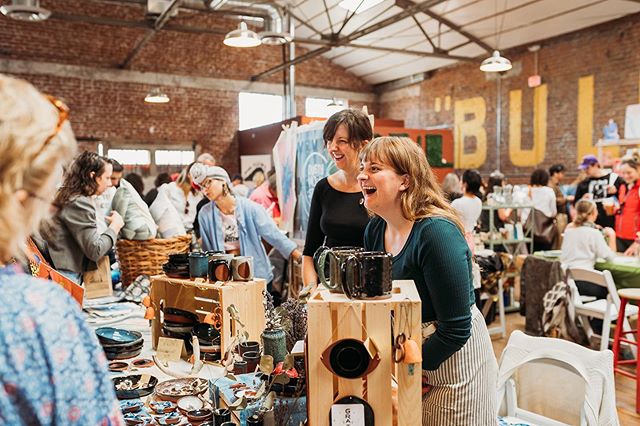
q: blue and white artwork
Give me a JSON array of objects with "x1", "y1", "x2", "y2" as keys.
[{"x1": 294, "y1": 121, "x2": 335, "y2": 238}]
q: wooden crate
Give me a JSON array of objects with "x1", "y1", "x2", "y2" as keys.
[
  {"x1": 306, "y1": 280, "x2": 422, "y2": 426},
  {"x1": 150, "y1": 275, "x2": 266, "y2": 355}
]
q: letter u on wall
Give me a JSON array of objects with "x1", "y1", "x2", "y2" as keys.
[{"x1": 508, "y1": 85, "x2": 548, "y2": 166}]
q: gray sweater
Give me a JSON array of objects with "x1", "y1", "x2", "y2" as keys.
[{"x1": 47, "y1": 195, "x2": 117, "y2": 274}]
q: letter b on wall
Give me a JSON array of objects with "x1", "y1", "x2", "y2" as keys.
[{"x1": 454, "y1": 97, "x2": 487, "y2": 169}]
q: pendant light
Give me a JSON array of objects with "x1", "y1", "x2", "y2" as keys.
[
  {"x1": 144, "y1": 87, "x2": 170, "y2": 104},
  {"x1": 480, "y1": 50, "x2": 512, "y2": 72},
  {"x1": 224, "y1": 21, "x2": 261, "y2": 48},
  {"x1": 480, "y1": 0, "x2": 512, "y2": 73}
]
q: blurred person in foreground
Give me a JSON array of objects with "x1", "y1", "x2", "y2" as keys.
[{"x1": 0, "y1": 74, "x2": 122, "y2": 424}]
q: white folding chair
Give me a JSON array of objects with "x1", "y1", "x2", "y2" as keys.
[
  {"x1": 497, "y1": 330, "x2": 619, "y2": 426},
  {"x1": 568, "y1": 268, "x2": 638, "y2": 351}
]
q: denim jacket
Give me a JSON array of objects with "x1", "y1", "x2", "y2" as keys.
[{"x1": 198, "y1": 197, "x2": 296, "y2": 283}]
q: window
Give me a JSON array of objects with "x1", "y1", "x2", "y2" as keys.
[
  {"x1": 238, "y1": 92, "x2": 284, "y2": 131},
  {"x1": 305, "y1": 97, "x2": 348, "y2": 118},
  {"x1": 155, "y1": 150, "x2": 195, "y2": 166},
  {"x1": 107, "y1": 149, "x2": 151, "y2": 165}
]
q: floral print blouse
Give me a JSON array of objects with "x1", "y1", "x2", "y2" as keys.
[{"x1": 0, "y1": 265, "x2": 123, "y2": 425}]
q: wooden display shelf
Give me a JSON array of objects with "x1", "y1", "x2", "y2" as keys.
[
  {"x1": 149, "y1": 275, "x2": 266, "y2": 355},
  {"x1": 306, "y1": 280, "x2": 422, "y2": 426}
]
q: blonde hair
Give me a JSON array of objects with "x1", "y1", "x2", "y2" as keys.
[
  {"x1": 360, "y1": 136, "x2": 464, "y2": 233},
  {"x1": 573, "y1": 199, "x2": 597, "y2": 227},
  {"x1": 0, "y1": 74, "x2": 76, "y2": 261}
]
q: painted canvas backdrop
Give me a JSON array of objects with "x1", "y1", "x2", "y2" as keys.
[{"x1": 272, "y1": 122, "x2": 297, "y2": 235}]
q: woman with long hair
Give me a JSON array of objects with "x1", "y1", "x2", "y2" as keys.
[
  {"x1": 47, "y1": 151, "x2": 124, "y2": 283},
  {"x1": 0, "y1": 74, "x2": 121, "y2": 424},
  {"x1": 162, "y1": 162, "x2": 203, "y2": 232},
  {"x1": 191, "y1": 164, "x2": 301, "y2": 286},
  {"x1": 358, "y1": 136, "x2": 497, "y2": 425},
  {"x1": 615, "y1": 157, "x2": 640, "y2": 254},
  {"x1": 302, "y1": 108, "x2": 373, "y2": 287}
]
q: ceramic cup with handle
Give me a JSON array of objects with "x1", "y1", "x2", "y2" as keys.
[
  {"x1": 343, "y1": 251, "x2": 393, "y2": 299},
  {"x1": 231, "y1": 256, "x2": 253, "y2": 281},
  {"x1": 315, "y1": 246, "x2": 364, "y2": 292}
]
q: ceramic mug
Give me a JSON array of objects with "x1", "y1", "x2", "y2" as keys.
[
  {"x1": 242, "y1": 350, "x2": 260, "y2": 373},
  {"x1": 208, "y1": 258, "x2": 232, "y2": 282},
  {"x1": 343, "y1": 251, "x2": 393, "y2": 299},
  {"x1": 213, "y1": 408, "x2": 231, "y2": 425},
  {"x1": 188, "y1": 252, "x2": 208, "y2": 278},
  {"x1": 231, "y1": 256, "x2": 253, "y2": 281},
  {"x1": 315, "y1": 246, "x2": 364, "y2": 292},
  {"x1": 238, "y1": 340, "x2": 260, "y2": 356}
]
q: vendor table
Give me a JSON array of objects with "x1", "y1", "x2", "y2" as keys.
[{"x1": 595, "y1": 256, "x2": 640, "y2": 289}]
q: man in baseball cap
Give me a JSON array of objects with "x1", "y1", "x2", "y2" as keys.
[{"x1": 574, "y1": 154, "x2": 623, "y2": 228}]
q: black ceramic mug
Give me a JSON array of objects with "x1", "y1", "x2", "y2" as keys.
[
  {"x1": 213, "y1": 408, "x2": 231, "y2": 425},
  {"x1": 242, "y1": 350, "x2": 260, "y2": 373},
  {"x1": 343, "y1": 251, "x2": 393, "y2": 299},
  {"x1": 189, "y1": 252, "x2": 209, "y2": 278},
  {"x1": 238, "y1": 340, "x2": 260, "y2": 356},
  {"x1": 315, "y1": 246, "x2": 364, "y2": 292},
  {"x1": 208, "y1": 258, "x2": 232, "y2": 282}
]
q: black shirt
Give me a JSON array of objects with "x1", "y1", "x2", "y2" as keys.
[
  {"x1": 574, "y1": 173, "x2": 624, "y2": 228},
  {"x1": 302, "y1": 177, "x2": 370, "y2": 256}
]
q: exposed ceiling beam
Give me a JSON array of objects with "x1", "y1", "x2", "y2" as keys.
[
  {"x1": 119, "y1": 0, "x2": 182, "y2": 69},
  {"x1": 395, "y1": 0, "x2": 494, "y2": 53},
  {"x1": 295, "y1": 37, "x2": 475, "y2": 61},
  {"x1": 251, "y1": 0, "x2": 451, "y2": 81},
  {"x1": 411, "y1": 14, "x2": 442, "y2": 53}
]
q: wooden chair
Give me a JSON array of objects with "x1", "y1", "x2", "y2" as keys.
[{"x1": 568, "y1": 268, "x2": 638, "y2": 351}]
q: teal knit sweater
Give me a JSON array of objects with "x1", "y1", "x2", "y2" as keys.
[{"x1": 364, "y1": 216, "x2": 475, "y2": 370}]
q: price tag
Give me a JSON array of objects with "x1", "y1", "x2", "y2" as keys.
[
  {"x1": 156, "y1": 337, "x2": 185, "y2": 362},
  {"x1": 330, "y1": 404, "x2": 365, "y2": 426}
]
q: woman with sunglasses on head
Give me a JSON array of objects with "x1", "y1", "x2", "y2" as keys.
[
  {"x1": 45, "y1": 151, "x2": 124, "y2": 284},
  {"x1": 190, "y1": 164, "x2": 302, "y2": 286},
  {"x1": 0, "y1": 75, "x2": 122, "y2": 424},
  {"x1": 358, "y1": 136, "x2": 497, "y2": 425},
  {"x1": 302, "y1": 109, "x2": 373, "y2": 289}
]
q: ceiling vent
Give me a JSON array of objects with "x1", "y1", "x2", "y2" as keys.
[{"x1": 0, "y1": 0, "x2": 51, "y2": 22}]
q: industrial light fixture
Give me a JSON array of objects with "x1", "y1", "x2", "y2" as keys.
[
  {"x1": 0, "y1": 0, "x2": 51, "y2": 22},
  {"x1": 480, "y1": 0, "x2": 512, "y2": 73},
  {"x1": 144, "y1": 87, "x2": 170, "y2": 104},
  {"x1": 224, "y1": 21, "x2": 261, "y2": 48},
  {"x1": 480, "y1": 50, "x2": 512, "y2": 73},
  {"x1": 339, "y1": 0, "x2": 384, "y2": 14},
  {"x1": 327, "y1": 98, "x2": 343, "y2": 108}
]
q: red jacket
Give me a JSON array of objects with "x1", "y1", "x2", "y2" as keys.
[{"x1": 615, "y1": 181, "x2": 640, "y2": 240}]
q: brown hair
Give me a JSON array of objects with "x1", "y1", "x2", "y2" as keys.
[
  {"x1": 54, "y1": 151, "x2": 108, "y2": 208},
  {"x1": 0, "y1": 75, "x2": 76, "y2": 261},
  {"x1": 573, "y1": 199, "x2": 596, "y2": 227},
  {"x1": 323, "y1": 108, "x2": 373, "y2": 150},
  {"x1": 359, "y1": 136, "x2": 464, "y2": 232}
]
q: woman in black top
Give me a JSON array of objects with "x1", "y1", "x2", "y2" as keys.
[{"x1": 302, "y1": 109, "x2": 373, "y2": 287}]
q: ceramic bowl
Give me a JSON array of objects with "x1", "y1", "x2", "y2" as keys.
[
  {"x1": 104, "y1": 343, "x2": 143, "y2": 361},
  {"x1": 96, "y1": 327, "x2": 142, "y2": 345},
  {"x1": 163, "y1": 307, "x2": 199, "y2": 325},
  {"x1": 109, "y1": 361, "x2": 129, "y2": 372},
  {"x1": 119, "y1": 400, "x2": 144, "y2": 414},
  {"x1": 149, "y1": 400, "x2": 177, "y2": 414},
  {"x1": 112, "y1": 374, "x2": 158, "y2": 399},
  {"x1": 186, "y1": 408, "x2": 213, "y2": 422},
  {"x1": 156, "y1": 411, "x2": 183, "y2": 425},
  {"x1": 123, "y1": 411, "x2": 152, "y2": 425},
  {"x1": 155, "y1": 377, "x2": 208, "y2": 402},
  {"x1": 168, "y1": 253, "x2": 189, "y2": 263},
  {"x1": 176, "y1": 395, "x2": 204, "y2": 413},
  {"x1": 191, "y1": 323, "x2": 220, "y2": 346}
]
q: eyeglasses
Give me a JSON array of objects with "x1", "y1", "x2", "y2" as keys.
[{"x1": 38, "y1": 95, "x2": 69, "y2": 155}]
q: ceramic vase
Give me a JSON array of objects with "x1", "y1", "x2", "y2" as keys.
[{"x1": 261, "y1": 328, "x2": 287, "y2": 363}]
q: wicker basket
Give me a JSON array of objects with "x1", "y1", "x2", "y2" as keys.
[{"x1": 116, "y1": 235, "x2": 191, "y2": 286}]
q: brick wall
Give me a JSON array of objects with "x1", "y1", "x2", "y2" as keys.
[
  {"x1": 379, "y1": 13, "x2": 640, "y2": 182},
  {"x1": 0, "y1": 0, "x2": 374, "y2": 174}
]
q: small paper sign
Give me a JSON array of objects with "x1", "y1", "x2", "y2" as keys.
[
  {"x1": 156, "y1": 337, "x2": 185, "y2": 362},
  {"x1": 331, "y1": 404, "x2": 365, "y2": 426}
]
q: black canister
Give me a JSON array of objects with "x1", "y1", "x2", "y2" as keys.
[
  {"x1": 189, "y1": 252, "x2": 208, "y2": 278},
  {"x1": 213, "y1": 407, "x2": 231, "y2": 425}
]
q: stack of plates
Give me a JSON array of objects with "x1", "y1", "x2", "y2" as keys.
[
  {"x1": 162, "y1": 253, "x2": 190, "y2": 278},
  {"x1": 96, "y1": 327, "x2": 143, "y2": 360},
  {"x1": 162, "y1": 308, "x2": 199, "y2": 352}
]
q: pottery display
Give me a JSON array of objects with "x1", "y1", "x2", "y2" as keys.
[
  {"x1": 97, "y1": 328, "x2": 144, "y2": 361},
  {"x1": 112, "y1": 374, "x2": 158, "y2": 399},
  {"x1": 155, "y1": 377, "x2": 208, "y2": 401}
]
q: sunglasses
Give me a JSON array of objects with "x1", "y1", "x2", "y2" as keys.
[{"x1": 38, "y1": 95, "x2": 69, "y2": 155}]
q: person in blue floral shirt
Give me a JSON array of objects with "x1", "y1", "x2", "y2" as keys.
[{"x1": 0, "y1": 74, "x2": 122, "y2": 425}]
